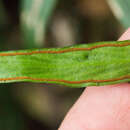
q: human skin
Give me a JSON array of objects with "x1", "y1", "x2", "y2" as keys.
[{"x1": 59, "y1": 28, "x2": 130, "y2": 130}]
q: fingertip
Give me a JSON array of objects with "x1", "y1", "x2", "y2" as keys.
[
  {"x1": 118, "y1": 28, "x2": 130, "y2": 41},
  {"x1": 59, "y1": 83, "x2": 130, "y2": 130}
]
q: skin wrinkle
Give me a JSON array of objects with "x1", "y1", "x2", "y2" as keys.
[
  {"x1": 120, "y1": 106, "x2": 130, "y2": 129},
  {"x1": 114, "y1": 92, "x2": 130, "y2": 129},
  {"x1": 0, "y1": 42, "x2": 130, "y2": 83}
]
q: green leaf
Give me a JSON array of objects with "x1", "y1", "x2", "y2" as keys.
[
  {"x1": 0, "y1": 40, "x2": 130, "y2": 87},
  {"x1": 108, "y1": 0, "x2": 130, "y2": 28},
  {"x1": 21, "y1": 0, "x2": 57, "y2": 48}
]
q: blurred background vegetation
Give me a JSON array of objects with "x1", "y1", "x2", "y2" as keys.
[{"x1": 0, "y1": 0, "x2": 128, "y2": 129}]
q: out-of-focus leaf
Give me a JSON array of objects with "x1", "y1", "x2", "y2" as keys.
[
  {"x1": 0, "y1": 1, "x2": 7, "y2": 49},
  {"x1": 0, "y1": 87, "x2": 27, "y2": 130},
  {"x1": 107, "y1": 0, "x2": 130, "y2": 28},
  {"x1": 21, "y1": 0, "x2": 57, "y2": 48},
  {"x1": 0, "y1": 1, "x2": 6, "y2": 26}
]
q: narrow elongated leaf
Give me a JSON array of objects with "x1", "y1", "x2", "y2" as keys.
[
  {"x1": 0, "y1": 40, "x2": 130, "y2": 87},
  {"x1": 108, "y1": 0, "x2": 130, "y2": 28},
  {"x1": 21, "y1": 0, "x2": 57, "y2": 48}
]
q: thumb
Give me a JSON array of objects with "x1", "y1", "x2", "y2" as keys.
[{"x1": 59, "y1": 28, "x2": 130, "y2": 130}]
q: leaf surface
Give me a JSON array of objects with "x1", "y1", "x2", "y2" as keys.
[{"x1": 0, "y1": 40, "x2": 130, "y2": 87}]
